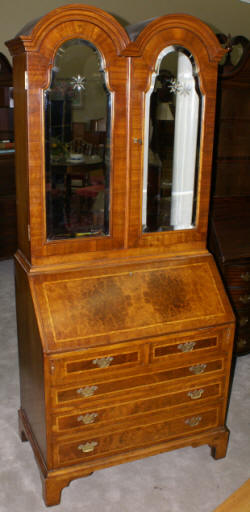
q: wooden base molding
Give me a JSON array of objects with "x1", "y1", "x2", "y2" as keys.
[{"x1": 18, "y1": 408, "x2": 230, "y2": 506}]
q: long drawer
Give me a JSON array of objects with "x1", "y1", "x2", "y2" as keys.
[
  {"x1": 51, "y1": 380, "x2": 223, "y2": 436},
  {"x1": 228, "y1": 288, "x2": 250, "y2": 309},
  {"x1": 50, "y1": 358, "x2": 225, "y2": 410},
  {"x1": 236, "y1": 326, "x2": 250, "y2": 354},
  {"x1": 224, "y1": 264, "x2": 250, "y2": 290},
  {"x1": 53, "y1": 406, "x2": 220, "y2": 468}
]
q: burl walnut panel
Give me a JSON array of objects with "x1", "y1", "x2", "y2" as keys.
[{"x1": 32, "y1": 256, "x2": 230, "y2": 352}]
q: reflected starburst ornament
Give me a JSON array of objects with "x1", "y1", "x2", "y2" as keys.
[
  {"x1": 168, "y1": 78, "x2": 191, "y2": 96},
  {"x1": 70, "y1": 74, "x2": 86, "y2": 91}
]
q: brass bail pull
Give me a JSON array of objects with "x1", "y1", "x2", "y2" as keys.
[
  {"x1": 78, "y1": 441, "x2": 98, "y2": 453},
  {"x1": 92, "y1": 356, "x2": 114, "y2": 368}
]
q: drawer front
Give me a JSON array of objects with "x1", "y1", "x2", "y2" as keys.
[
  {"x1": 236, "y1": 327, "x2": 250, "y2": 354},
  {"x1": 151, "y1": 334, "x2": 218, "y2": 362},
  {"x1": 228, "y1": 288, "x2": 250, "y2": 309},
  {"x1": 49, "y1": 346, "x2": 143, "y2": 386},
  {"x1": 52, "y1": 381, "x2": 222, "y2": 435},
  {"x1": 237, "y1": 309, "x2": 250, "y2": 329},
  {"x1": 53, "y1": 407, "x2": 219, "y2": 468},
  {"x1": 51, "y1": 358, "x2": 224, "y2": 409},
  {"x1": 225, "y1": 264, "x2": 250, "y2": 290}
]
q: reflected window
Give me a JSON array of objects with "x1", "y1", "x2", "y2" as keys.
[
  {"x1": 44, "y1": 39, "x2": 111, "y2": 240},
  {"x1": 142, "y1": 46, "x2": 202, "y2": 233}
]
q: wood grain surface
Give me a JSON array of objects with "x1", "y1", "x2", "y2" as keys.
[
  {"x1": 7, "y1": 5, "x2": 235, "y2": 506},
  {"x1": 212, "y1": 479, "x2": 250, "y2": 512}
]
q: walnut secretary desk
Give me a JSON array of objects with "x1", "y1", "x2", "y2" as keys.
[{"x1": 6, "y1": 5, "x2": 235, "y2": 506}]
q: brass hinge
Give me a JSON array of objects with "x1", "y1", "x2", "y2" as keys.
[{"x1": 27, "y1": 224, "x2": 30, "y2": 241}]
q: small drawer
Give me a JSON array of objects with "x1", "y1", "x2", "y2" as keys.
[
  {"x1": 153, "y1": 337, "x2": 217, "y2": 360},
  {"x1": 52, "y1": 381, "x2": 222, "y2": 435},
  {"x1": 224, "y1": 264, "x2": 250, "y2": 290},
  {"x1": 150, "y1": 331, "x2": 220, "y2": 363},
  {"x1": 51, "y1": 358, "x2": 224, "y2": 409},
  {"x1": 53, "y1": 407, "x2": 219, "y2": 468},
  {"x1": 49, "y1": 345, "x2": 143, "y2": 386}
]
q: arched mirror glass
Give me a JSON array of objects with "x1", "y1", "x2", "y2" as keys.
[
  {"x1": 142, "y1": 46, "x2": 202, "y2": 233},
  {"x1": 44, "y1": 39, "x2": 111, "y2": 240}
]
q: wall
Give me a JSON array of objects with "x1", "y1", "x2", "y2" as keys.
[{"x1": 1, "y1": 0, "x2": 250, "y2": 60}]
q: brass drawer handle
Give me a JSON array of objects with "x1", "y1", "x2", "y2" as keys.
[
  {"x1": 185, "y1": 416, "x2": 202, "y2": 427},
  {"x1": 189, "y1": 363, "x2": 207, "y2": 375},
  {"x1": 178, "y1": 341, "x2": 196, "y2": 352},
  {"x1": 92, "y1": 356, "x2": 114, "y2": 369},
  {"x1": 187, "y1": 389, "x2": 204, "y2": 400},
  {"x1": 78, "y1": 441, "x2": 98, "y2": 453},
  {"x1": 239, "y1": 316, "x2": 249, "y2": 327},
  {"x1": 76, "y1": 385, "x2": 98, "y2": 398},
  {"x1": 237, "y1": 338, "x2": 247, "y2": 349},
  {"x1": 241, "y1": 272, "x2": 250, "y2": 282},
  {"x1": 239, "y1": 294, "x2": 250, "y2": 304},
  {"x1": 77, "y1": 413, "x2": 98, "y2": 425}
]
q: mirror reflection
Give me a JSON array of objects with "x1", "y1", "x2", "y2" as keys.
[
  {"x1": 142, "y1": 46, "x2": 202, "y2": 233},
  {"x1": 44, "y1": 39, "x2": 111, "y2": 240}
]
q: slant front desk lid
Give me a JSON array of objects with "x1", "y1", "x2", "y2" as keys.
[{"x1": 31, "y1": 255, "x2": 234, "y2": 353}]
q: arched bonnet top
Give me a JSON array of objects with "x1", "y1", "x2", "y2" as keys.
[
  {"x1": 6, "y1": 4, "x2": 130, "y2": 57},
  {"x1": 6, "y1": 4, "x2": 225, "y2": 65}
]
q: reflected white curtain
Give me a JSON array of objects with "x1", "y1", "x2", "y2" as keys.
[{"x1": 170, "y1": 52, "x2": 199, "y2": 230}]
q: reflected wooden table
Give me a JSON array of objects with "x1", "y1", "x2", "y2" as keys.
[
  {"x1": 64, "y1": 158, "x2": 104, "y2": 227},
  {"x1": 49, "y1": 156, "x2": 105, "y2": 232}
]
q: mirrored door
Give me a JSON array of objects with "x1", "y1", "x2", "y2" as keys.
[
  {"x1": 44, "y1": 39, "x2": 111, "y2": 240},
  {"x1": 142, "y1": 46, "x2": 202, "y2": 233}
]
